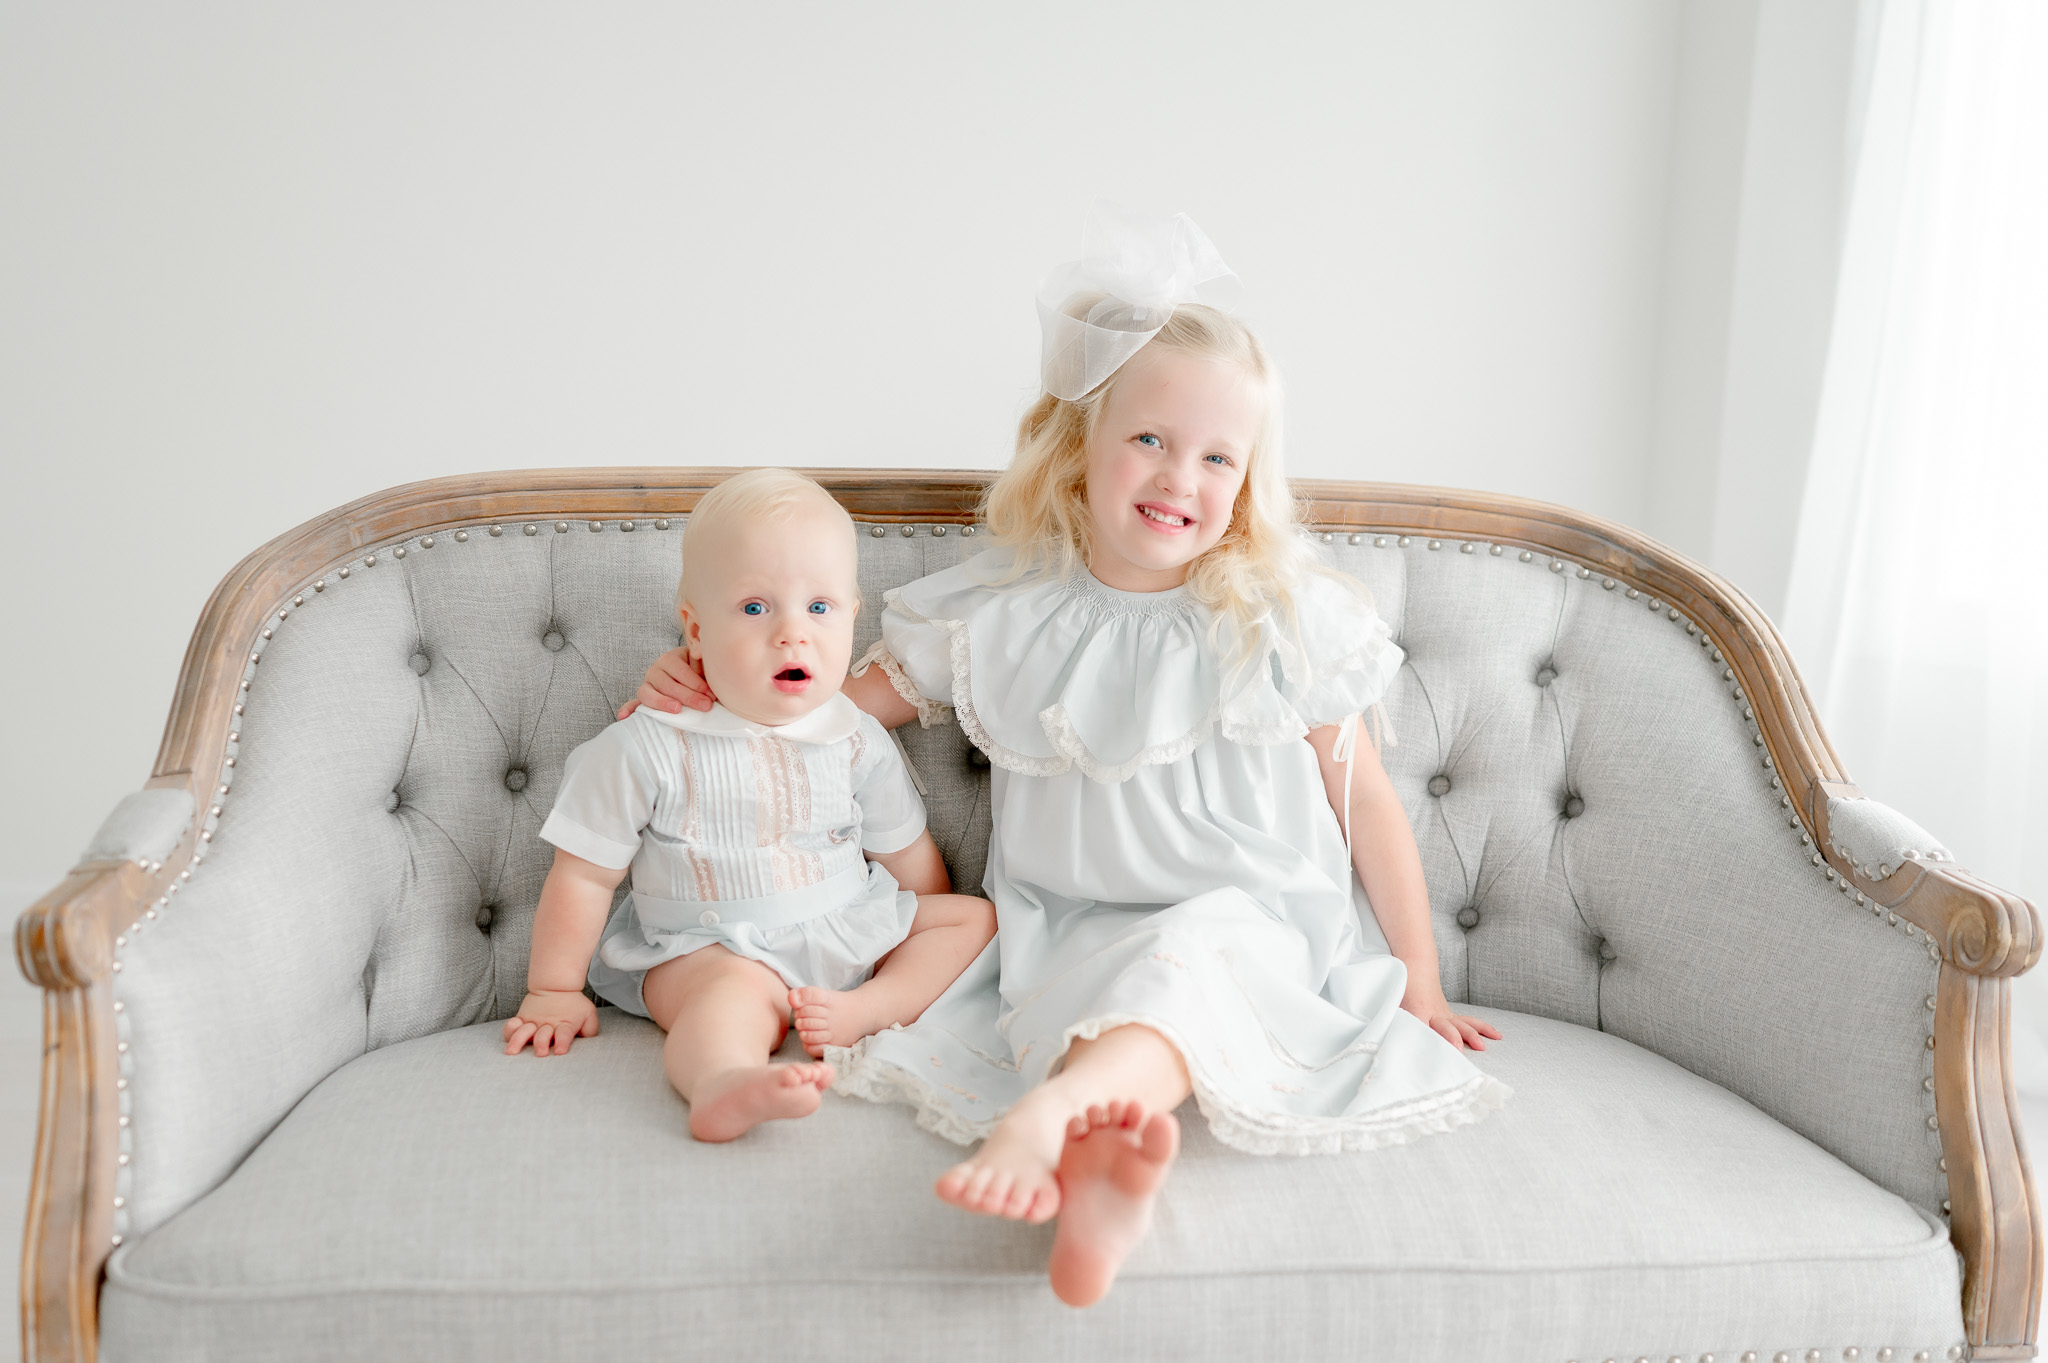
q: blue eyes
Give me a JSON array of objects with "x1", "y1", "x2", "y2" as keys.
[
  {"x1": 742, "y1": 600, "x2": 832, "y2": 616},
  {"x1": 1134, "y1": 432, "x2": 1233, "y2": 467}
]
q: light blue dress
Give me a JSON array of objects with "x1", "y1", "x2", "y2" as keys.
[
  {"x1": 540, "y1": 694, "x2": 928, "y2": 1017},
  {"x1": 830, "y1": 547, "x2": 1511, "y2": 1154}
]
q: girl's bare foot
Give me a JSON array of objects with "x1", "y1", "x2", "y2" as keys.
[
  {"x1": 935, "y1": 1093, "x2": 1067, "y2": 1224},
  {"x1": 1047, "y1": 1100, "x2": 1179, "y2": 1308},
  {"x1": 788, "y1": 985, "x2": 893, "y2": 1056},
  {"x1": 687, "y1": 1062, "x2": 834, "y2": 1142}
]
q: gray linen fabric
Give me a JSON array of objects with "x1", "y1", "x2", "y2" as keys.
[
  {"x1": 107, "y1": 520, "x2": 1954, "y2": 1260},
  {"x1": 99, "y1": 1009, "x2": 1964, "y2": 1363},
  {"x1": 1827, "y1": 794, "x2": 1951, "y2": 870},
  {"x1": 76, "y1": 788, "x2": 193, "y2": 867}
]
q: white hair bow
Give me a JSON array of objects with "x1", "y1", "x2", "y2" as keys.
[{"x1": 1036, "y1": 203, "x2": 1243, "y2": 401}]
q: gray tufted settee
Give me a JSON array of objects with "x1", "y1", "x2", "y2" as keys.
[{"x1": 15, "y1": 469, "x2": 2042, "y2": 1363}]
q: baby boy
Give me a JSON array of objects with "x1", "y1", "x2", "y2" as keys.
[{"x1": 503, "y1": 468, "x2": 995, "y2": 1141}]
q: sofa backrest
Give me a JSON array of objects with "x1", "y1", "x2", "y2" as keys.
[{"x1": 110, "y1": 488, "x2": 1948, "y2": 1241}]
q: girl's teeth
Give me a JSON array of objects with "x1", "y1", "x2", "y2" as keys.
[{"x1": 1140, "y1": 506, "x2": 1187, "y2": 526}]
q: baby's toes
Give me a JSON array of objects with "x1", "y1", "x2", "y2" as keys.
[
  {"x1": 976, "y1": 1171, "x2": 1018, "y2": 1216},
  {"x1": 998, "y1": 1178, "x2": 1038, "y2": 1220},
  {"x1": 1023, "y1": 1183, "x2": 1061, "y2": 1225}
]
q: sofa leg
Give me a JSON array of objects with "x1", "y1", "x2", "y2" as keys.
[{"x1": 1935, "y1": 968, "x2": 2043, "y2": 1358}]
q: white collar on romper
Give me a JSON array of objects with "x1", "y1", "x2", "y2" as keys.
[{"x1": 636, "y1": 691, "x2": 863, "y2": 746}]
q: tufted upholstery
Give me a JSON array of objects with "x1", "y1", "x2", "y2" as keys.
[{"x1": 109, "y1": 515, "x2": 1947, "y2": 1252}]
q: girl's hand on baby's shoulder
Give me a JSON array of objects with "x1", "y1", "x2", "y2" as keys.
[
  {"x1": 616, "y1": 646, "x2": 715, "y2": 720},
  {"x1": 504, "y1": 988, "x2": 599, "y2": 1056},
  {"x1": 1401, "y1": 982, "x2": 1503, "y2": 1053}
]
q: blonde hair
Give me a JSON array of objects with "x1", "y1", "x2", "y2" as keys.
[
  {"x1": 677, "y1": 468, "x2": 856, "y2": 617},
  {"x1": 983, "y1": 304, "x2": 1351, "y2": 672}
]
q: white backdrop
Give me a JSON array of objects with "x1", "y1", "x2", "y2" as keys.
[{"x1": 0, "y1": 2, "x2": 1854, "y2": 889}]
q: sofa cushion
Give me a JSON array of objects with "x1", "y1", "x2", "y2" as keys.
[{"x1": 99, "y1": 1008, "x2": 1965, "y2": 1363}]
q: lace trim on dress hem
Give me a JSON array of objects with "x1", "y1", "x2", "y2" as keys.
[
  {"x1": 1057, "y1": 1012, "x2": 1512, "y2": 1156},
  {"x1": 824, "y1": 1040, "x2": 997, "y2": 1146},
  {"x1": 851, "y1": 639, "x2": 951, "y2": 730},
  {"x1": 828, "y1": 1010, "x2": 1512, "y2": 1155}
]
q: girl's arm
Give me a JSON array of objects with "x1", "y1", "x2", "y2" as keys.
[
  {"x1": 503, "y1": 849, "x2": 627, "y2": 1056},
  {"x1": 618, "y1": 647, "x2": 920, "y2": 730},
  {"x1": 1305, "y1": 722, "x2": 1503, "y2": 1052}
]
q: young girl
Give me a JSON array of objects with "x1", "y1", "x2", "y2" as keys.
[
  {"x1": 508, "y1": 468, "x2": 996, "y2": 1143},
  {"x1": 628, "y1": 211, "x2": 1508, "y2": 1301}
]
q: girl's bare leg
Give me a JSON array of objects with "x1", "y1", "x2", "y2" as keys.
[
  {"x1": 790, "y1": 894, "x2": 995, "y2": 1054},
  {"x1": 936, "y1": 1023, "x2": 1189, "y2": 1303},
  {"x1": 642, "y1": 946, "x2": 833, "y2": 1142}
]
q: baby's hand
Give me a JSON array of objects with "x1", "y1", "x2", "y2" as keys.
[
  {"x1": 504, "y1": 988, "x2": 599, "y2": 1056},
  {"x1": 1401, "y1": 982, "x2": 1502, "y2": 1052},
  {"x1": 616, "y1": 646, "x2": 715, "y2": 720}
]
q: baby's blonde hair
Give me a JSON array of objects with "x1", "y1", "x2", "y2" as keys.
[
  {"x1": 677, "y1": 468, "x2": 856, "y2": 618},
  {"x1": 983, "y1": 303, "x2": 1349, "y2": 673}
]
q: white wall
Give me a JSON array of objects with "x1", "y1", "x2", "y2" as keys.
[
  {"x1": 3, "y1": 2, "x2": 1720, "y2": 885},
  {"x1": 1645, "y1": 0, "x2": 1864, "y2": 619}
]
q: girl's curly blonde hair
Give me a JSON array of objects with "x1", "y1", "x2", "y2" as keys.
[{"x1": 982, "y1": 303, "x2": 1346, "y2": 675}]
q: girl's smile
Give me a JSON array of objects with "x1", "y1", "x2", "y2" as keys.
[{"x1": 1083, "y1": 347, "x2": 1261, "y2": 592}]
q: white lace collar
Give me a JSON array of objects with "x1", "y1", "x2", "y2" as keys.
[
  {"x1": 883, "y1": 548, "x2": 1399, "y2": 783},
  {"x1": 637, "y1": 692, "x2": 862, "y2": 745}
]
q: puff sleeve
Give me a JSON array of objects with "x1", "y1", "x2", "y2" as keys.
[
  {"x1": 850, "y1": 712, "x2": 929, "y2": 854},
  {"x1": 538, "y1": 716, "x2": 663, "y2": 870},
  {"x1": 1275, "y1": 572, "x2": 1406, "y2": 732}
]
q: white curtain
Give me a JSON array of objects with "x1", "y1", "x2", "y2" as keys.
[{"x1": 1783, "y1": 0, "x2": 2048, "y2": 1086}]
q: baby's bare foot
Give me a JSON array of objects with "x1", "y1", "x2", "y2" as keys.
[
  {"x1": 935, "y1": 1100, "x2": 1066, "y2": 1224},
  {"x1": 1047, "y1": 1100, "x2": 1179, "y2": 1308},
  {"x1": 687, "y1": 1062, "x2": 833, "y2": 1143},
  {"x1": 789, "y1": 985, "x2": 891, "y2": 1057}
]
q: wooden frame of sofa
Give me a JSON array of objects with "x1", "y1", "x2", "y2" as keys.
[{"x1": 16, "y1": 468, "x2": 2043, "y2": 1362}]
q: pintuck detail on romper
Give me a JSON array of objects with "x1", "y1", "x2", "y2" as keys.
[
  {"x1": 830, "y1": 547, "x2": 1512, "y2": 1154},
  {"x1": 539, "y1": 693, "x2": 928, "y2": 1015}
]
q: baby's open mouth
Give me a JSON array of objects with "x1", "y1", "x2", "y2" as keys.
[{"x1": 773, "y1": 666, "x2": 812, "y2": 694}]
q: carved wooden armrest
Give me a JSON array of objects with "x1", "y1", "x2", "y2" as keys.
[{"x1": 15, "y1": 785, "x2": 195, "y2": 1363}]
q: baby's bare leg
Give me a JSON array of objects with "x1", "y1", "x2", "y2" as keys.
[
  {"x1": 790, "y1": 893, "x2": 995, "y2": 1055},
  {"x1": 642, "y1": 946, "x2": 833, "y2": 1142},
  {"x1": 937, "y1": 1022, "x2": 1188, "y2": 1241}
]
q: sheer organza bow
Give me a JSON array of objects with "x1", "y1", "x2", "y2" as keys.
[{"x1": 1036, "y1": 203, "x2": 1243, "y2": 401}]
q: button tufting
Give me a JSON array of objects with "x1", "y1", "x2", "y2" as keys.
[
  {"x1": 504, "y1": 768, "x2": 529, "y2": 792},
  {"x1": 1598, "y1": 940, "x2": 1618, "y2": 963},
  {"x1": 384, "y1": 791, "x2": 399, "y2": 814},
  {"x1": 966, "y1": 747, "x2": 991, "y2": 770},
  {"x1": 474, "y1": 904, "x2": 495, "y2": 931},
  {"x1": 542, "y1": 631, "x2": 565, "y2": 652},
  {"x1": 1564, "y1": 796, "x2": 1585, "y2": 818},
  {"x1": 1456, "y1": 906, "x2": 1480, "y2": 929},
  {"x1": 699, "y1": 909, "x2": 721, "y2": 927},
  {"x1": 1427, "y1": 774, "x2": 1451, "y2": 797},
  {"x1": 1535, "y1": 666, "x2": 1557, "y2": 687},
  {"x1": 409, "y1": 653, "x2": 430, "y2": 676}
]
